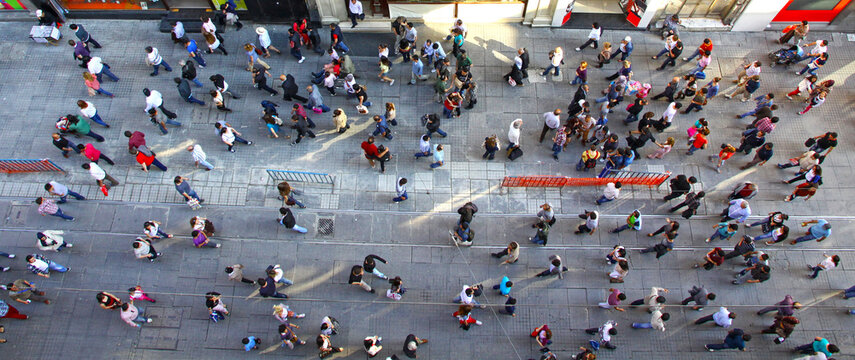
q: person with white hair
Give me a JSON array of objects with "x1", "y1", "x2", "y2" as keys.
[{"x1": 612, "y1": 36, "x2": 633, "y2": 61}]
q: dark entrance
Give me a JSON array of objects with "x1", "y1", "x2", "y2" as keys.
[{"x1": 245, "y1": 0, "x2": 309, "y2": 22}]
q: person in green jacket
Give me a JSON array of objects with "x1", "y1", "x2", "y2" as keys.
[
  {"x1": 67, "y1": 115, "x2": 105, "y2": 142},
  {"x1": 529, "y1": 221, "x2": 550, "y2": 245}
]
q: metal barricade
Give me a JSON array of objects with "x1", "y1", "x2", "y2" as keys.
[
  {"x1": 266, "y1": 169, "x2": 335, "y2": 185},
  {"x1": 501, "y1": 170, "x2": 670, "y2": 188},
  {"x1": 0, "y1": 159, "x2": 65, "y2": 174}
]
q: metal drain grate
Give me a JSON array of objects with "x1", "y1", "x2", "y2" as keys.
[{"x1": 317, "y1": 218, "x2": 334, "y2": 236}]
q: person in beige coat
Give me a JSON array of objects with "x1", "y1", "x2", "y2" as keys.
[
  {"x1": 333, "y1": 108, "x2": 349, "y2": 133},
  {"x1": 36, "y1": 231, "x2": 72, "y2": 252}
]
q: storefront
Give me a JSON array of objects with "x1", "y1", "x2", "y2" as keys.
[{"x1": 772, "y1": 0, "x2": 852, "y2": 23}]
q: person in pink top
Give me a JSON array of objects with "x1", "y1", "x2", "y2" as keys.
[
  {"x1": 82, "y1": 72, "x2": 114, "y2": 97},
  {"x1": 77, "y1": 143, "x2": 114, "y2": 165}
]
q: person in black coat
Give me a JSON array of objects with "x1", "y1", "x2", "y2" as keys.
[
  {"x1": 279, "y1": 74, "x2": 308, "y2": 103},
  {"x1": 290, "y1": 115, "x2": 316, "y2": 145},
  {"x1": 518, "y1": 48, "x2": 530, "y2": 78},
  {"x1": 571, "y1": 84, "x2": 588, "y2": 106}
]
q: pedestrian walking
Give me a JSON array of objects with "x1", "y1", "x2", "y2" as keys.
[
  {"x1": 69, "y1": 39, "x2": 90, "y2": 67},
  {"x1": 44, "y1": 181, "x2": 85, "y2": 204},
  {"x1": 535, "y1": 255, "x2": 568, "y2": 279},
  {"x1": 225, "y1": 264, "x2": 255, "y2": 284},
  {"x1": 798, "y1": 90, "x2": 826, "y2": 115},
  {"x1": 132, "y1": 237, "x2": 159, "y2": 262},
  {"x1": 631, "y1": 309, "x2": 669, "y2": 331},
  {"x1": 348, "y1": 265, "x2": 375, "y2": 294},
  {"x1": 143, "y1": 220, "x2": 172, "y2": 240},
  {"x1": 574, "y1": 210, "x2": 599, "y2": 235},
  {"x1": 693, "y1": 247, "x2": 725, "y2": 270},
  {"x1": 128, "y1": 286, "x2": 156, "y2": 304},
  {"x1": 453, "y1": 304, "x2": 482, "y2": 330},
  {"x1": 82, "y1": 162, "x2": 119, "y2": 189},
  {"x1": 541, "y1": 47, "x2": 563, "y2": 77},
  {"x1": 705, "y1": 329, "x2": 750, "y2": 352},
  {"x1": 393, "y1": 177, "x2": 408, "y2": 202},
  {"x1": 575, "y1": 22, "x2": 602, "y2": 51},
  {"x1": 307, "y1": 84, "x2": 333, "y2": 112},
  {"x1": 143, "y1": 88, "x2": 178, "y2": 119},
  {"x1": 191, "y1": 230, "x2": 220, "y2": 249},
  {"x1": 681, "y1": 286, "x2": 715, "y2": 311},
  {"x1": 792, "y1": 219, "x2": 831, "y2": 244},
  {"x1": 491, "y1": 241, "x2": 519, "y2": 265},
  {"x1": 120, "y1": 301, "x2": 151, "y2": 327},
  {"x1": 86, "y1": 56, "x2": 119, "y2": 83},
  {"x1": 144, "y1": 46, "x2": 172, "y2": 77},
  {"x1": 430, "y1": 144, "x2": 445, "y2": 169},
  {"x1": 279, "y1": 74, "x2": 306, "y2": 103},
  {"x1": 361, "y1": 136, "x2": 389, "y2": 173},
  {"x1": 82, "y1": 71, "x2": 114, "y2": 98},
  {"x1": 219, "y1": 124, "x2": 252, "y2": 152},
  {"x1": 278, "y1": 322, "x2": 305, "y2": 349},
  {"x1": 760, "y1": 314, "x2": 798, "y2": 344},
  {"x1": 757, "y1": 295, "x2": 801, "y2": 316},
  {"x1": 807, "y1": 254, "x2": 839, "y2": 279},
  {"x1": 598, "y1": 288, "x2": 626, "y2": 311},
  {"x1": 76, "y1": 100, "x2": 109, "y2": 128},
  {"x1": 174, "y1": 176, "x2": 202, "y2": 203},
  {"x1": 787, "y1": 75, "x2": 817, "y2": 100},
  {"x1": 595, "y1": 182, "x2": 621, "y2": 205},
  {"x1": 278, "y1": 207, "x2": 308, "y2": 234},
  {"x1": 255, "y1": 276, "x2": 287, "y2": 299},
  {"x1": 780, "y1": 20, "x2": 809, "y2": 44},
  {"x1": 78, "y1": 143, "x2": 114, "y2": 165},
  {"x1": 67, "y1": 115, "x2": 105, "y2": 142},
  {"x1": 610, "y1": 210, "x2": 641, "y2": 234},
  {"x1": 51, "y1": 133, "x2": 81, "y2": 158},
  {"x1": 36, "y1": 230, "x2": 71, "y2": 252},
  {"x1": 793, "y1": 337, "x2": 839, "y2": 358},
  {"x1": 135, "y1": 149, "x2": 167, "y2": 172},
  {"x1": 528, "y1": 221, "x2": 550, "y2": 246},
  {"x1": 35, "y1": 197, "x2": 73, "y2": 221}
]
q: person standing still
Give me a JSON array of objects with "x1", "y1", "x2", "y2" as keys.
[{"x1": 348, "y1": 0, "x2": 364, "y2": 28}]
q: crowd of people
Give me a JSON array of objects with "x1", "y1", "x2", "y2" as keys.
[{"x1": 3, "y1": 8, "x2": 848, "y2": 359}]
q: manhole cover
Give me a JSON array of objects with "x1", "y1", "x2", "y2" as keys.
[{"x1": 318, "y1": 218, "x2": 334, "y2": 236}]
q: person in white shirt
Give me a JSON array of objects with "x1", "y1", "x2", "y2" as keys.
[
  {"x1": 219, "y1": 125, "x2": 252, "y2": 152},
  {"x1": 142, "y1": 88, "x2": 177, "y2": 119},
  {"x1": 446, "y1": 19, "x2": 467, "y2": 40},
  {"x1": 735, "y1": 61, "x2": 761, "y2": 84},
  {"x1": 44, "y1": 181, "x2": 85, "y2": 203},
  {"x1": 201, "y1": 16, "x2": 217, "y2": 35},
  {"x1": 596, "y1": 182, "x2": 622, "y2": 205},
  {"x1": 37, "y1": 230, "x2": 72, "y2": 252},
  {"x1": 76, "y1": 100, "x2": 110, "y2": 128},
  {"x1": 120, "y1": 301, "x2": 151, "y2": 327},
  {"x1": 322, "y1": 71, "x2": 337, "y2": 95},
  {"x1": 541, "y1": 47, "x2": 563, "y2": 77},
  {"x1": 414, "y1": 134, "x2": 432, "y2": 159},
  {"x1": 507, "y1": 118, "x2": 523, "y2": 151},
  {"x1": 539, "y1": 109, "x2": 561, "y2": 143},
  {"x1": 801, "y1": 39, "x2": 827, "y2": 62},
  {"x1": 629, "y1": 286, "x2": 668, "y2": 312},
  {"x1": 86, "y1": 56, "x2": 119, "y2": 82},
  {"x1": 575, "y1": 22, "x2": 602, "y2": 51},
  {"x1": 256, "y1": 27, "x2": 281, "y2": 57},
  {"x1": 452, "y1": 285, "x2": 484, "y2": 307},
  {"x1": 348, "y1": 0, "x2": 364, "y2": 28},
  {"x1": 186, "y1": 144, "x2": 214, "y2": 170},
  {"x1": 378, "y1": 44, "x2": 389, "y2": 59},
  {"x1": 653, "y1": 102, "x2": 682, "y2": 132},
  {"x1": 363, "y1": 336, "x2": 382, "y2": 356},
  {"x1": 144, "y1": 46, "x2": 172, "y2": 77},
  {"x1": 585, "y1": 320, "x2": 618, "y2": 349},
  {"x1": 81, "y1": 162, "x2": 119, "y2": 189},
  {"x1": 695, "y1": 306, "x2": 736, "y2": 328},
  {"x1": 808, "y1": 253, "x2": 839, "y2": 279},
  {"x1": 632, "y1": 309, "x2": 669, "y2": 331}
]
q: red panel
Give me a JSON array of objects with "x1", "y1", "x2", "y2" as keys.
[{"x1": 773, "y1": 0, "x2": 852, "y2": 23}]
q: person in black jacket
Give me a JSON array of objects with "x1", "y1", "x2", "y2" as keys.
[
  {"x1": 209, "y1": 73, "x2": 240, "y2": 99},
  {"x1": 179, "y1": 60, "x2": 203, "y2": 87},
  {"x1": 363, "y1": 254, "x2": 388, "y2": 280},
  {"x1": 657, "y1": 40, "x2": 683, "y2": 71},
  {"x1": 669, "y1": 191, "x2": 705, "y2": 216},
  {"x1": 518, "y1": 48, "x2": 529, "y2": 78},
  {"x1": 279, "y1": 74, "x2": 308, "y2": 103},
  {"x1": 173, "y1": 77, "x2": 206, "y2": 106},
  {"x1": 425, "y1": 114, "x2": 447, "y2": 138},
  {"x1": 652, "y1": 77, "x2": 679, "y2": 102},
  {"x1": 403, "y1": 334, "x2": 429, "y2": 358},
  {"x1": 289, "y1": 115, "x2": 316, "y2": 145},
  {"x1": 278, "y1": 207, "x2": 308, "y2": 233},
  {"x1": 252, "y1": 68, "x2": 278, "y2": 96},
  {"x1": 664, "y1": 174, "x2": 697, "y2": 201}
]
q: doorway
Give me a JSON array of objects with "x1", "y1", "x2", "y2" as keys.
[{"x1": 244, "y1": 0, "x2": 308, "y2": 22}]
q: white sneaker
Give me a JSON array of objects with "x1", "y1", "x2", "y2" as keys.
[
  {"x1": 7, "y1": 254, "x2": 14, "y2": 259},
  {"x1": 575, "y1": 47, "x2": 581, "y2": 52},
  {"x1": 146, "y1": 318, "x2": 152, "y2": 323},
  {"x1": 66, "y1": 244, "x2": 73, "y2": 248},
  {"x1": 475, "y1": 320, "x2": 483, "y2": 325},
  {"x1": 298, "y1": 57, "x2": 305, "y2": 64},
  {"x1": 389, "y1": 79, "x2": 395, "y2": 86},
  {"x1": 295, "y1": 313, "x2": 306, "y2": 318},
  {"x1": 215, "y1": 244, "x2": 221, "y2": 248}
]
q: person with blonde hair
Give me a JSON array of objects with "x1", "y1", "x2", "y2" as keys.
[
  {"x1": 82, "y1": 72, "x2": 114, "y2": 97},
  {"x1": 272, "y1": 303, "x2": 305, "y2": 324}
]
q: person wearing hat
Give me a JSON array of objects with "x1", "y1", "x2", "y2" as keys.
[
  {"x1": 612, "y1": 36, "x2": 633, "y2": 61},
  {"x1": 256, "y1": 27, "x2": 281, "y2": 58}
]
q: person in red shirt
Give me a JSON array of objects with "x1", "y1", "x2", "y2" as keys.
[
  {"x1": 785, "y1": 182, "x2": 818, "y2": 202},
  {"x1": 360, "y1": 136, "x2": 389, "y2": 173},
  {"x1": 687, "y1": 128, "x2": 710, "y2": 155},
  {"x1": 693, "y1": 247, "x2": 725, "y2": 270},
  {"x1": 135, "y1": 151, "x2": 167, "y2": 172},
  {"x1": 124, "y1": 131, "x2": 146, "y2": 154},
  {"x1": 712, "y1": 144, "x2": 736, "y2": 173},
  {"x1": 77, "y1": 143, "x2": 115, "y2": 165},
  {"x1": 683, "y1": 38, "x2": 712, "y2": 62},
  {"x1": 443, "y1": 92, "x2": 462, "y2": 119}
]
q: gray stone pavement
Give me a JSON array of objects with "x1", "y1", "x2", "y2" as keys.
[{"x1": 0, "y1": 18, "x2": 853, "y2": 359}]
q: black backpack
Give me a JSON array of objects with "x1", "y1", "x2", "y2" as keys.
[{"x1": 508, "y1": 147, "x2": 523, "y2": 161}]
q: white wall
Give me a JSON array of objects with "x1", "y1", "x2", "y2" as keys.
[{"x1": 731, "y1": 0, "x2": 789, "y2": 32}]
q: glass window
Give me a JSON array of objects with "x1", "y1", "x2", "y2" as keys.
[
  {"x1": 1, "y1": 0, "x2": 28, "y2": 10},
  {"x1": 786, "y1": 0, "x2": 843, "y2": 11},
  {"x1": 59, "y1": 0, "x2": 167, "y2": 10}
]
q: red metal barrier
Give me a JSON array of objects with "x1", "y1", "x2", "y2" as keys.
[
  {"x1": 0, "y1": 159, "x2": 65, "y2": 174},
  {"x1": 502, "y1": 170, "x2": 670, "y2": 188}
]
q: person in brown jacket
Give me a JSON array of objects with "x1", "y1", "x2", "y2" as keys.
[{"x1": 761, "y1": 315, "x2": 799, "y2": 344}]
